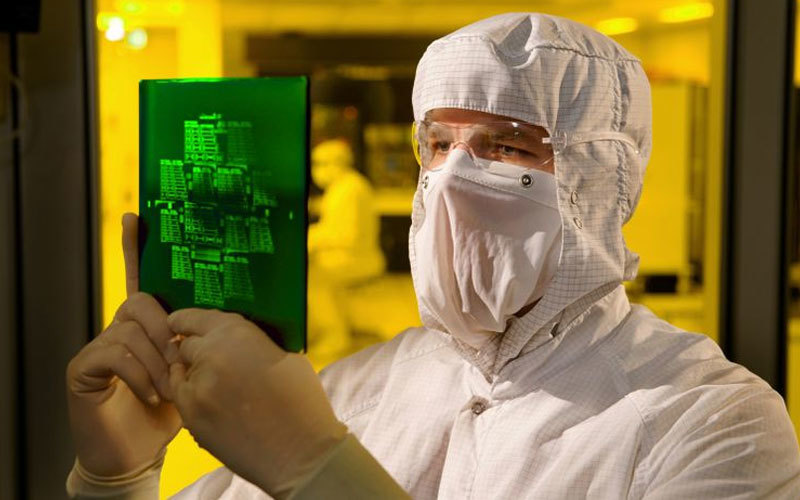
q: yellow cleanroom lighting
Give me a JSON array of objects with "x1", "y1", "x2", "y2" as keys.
[
  {"x1": 595, "y1": 17, "x2": 639, "y2": 36},
  {"x1": 96, "y1": 12, "x2": 115, "y2": 31},
  {"x1": 658, "y1": 2, "x2": 714, "y2": 23},
  {"x1": 126, "y1": 28, "x2": 148, "y2": 50},
  {"x1": 121, "y1": 1, "x2": 143, "y2": 14},
  {"x1": 105, "y1": 16, "x2": 125, "y2": 42},
  {"x1": 166, "y1": 1, "x2": 185, "y2": 15}
]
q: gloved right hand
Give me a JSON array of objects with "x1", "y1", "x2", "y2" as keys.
[{"x1": 66, "y1": 213, "x2": 182, "y2": 477}]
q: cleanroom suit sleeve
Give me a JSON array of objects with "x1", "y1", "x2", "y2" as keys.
[
  {"x1": 641, "y1": 389, "x2": 800, "y2": 499},
  {"x1": 289, "y1": 433, "x2": 410, "y2": 499}
]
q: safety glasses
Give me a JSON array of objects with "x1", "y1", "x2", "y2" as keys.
[
  {"x1": 412, "y1": 119, "x2": 553, "y2": 171},
  {"x1": 411, "y1": 119, "x2": 643, "y2": 172}
]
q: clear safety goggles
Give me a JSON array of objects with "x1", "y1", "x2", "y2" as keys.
[{"x1": 411, "y1": 119, "x2": 641, "y2": 171}]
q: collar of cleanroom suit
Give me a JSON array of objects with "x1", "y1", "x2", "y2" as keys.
[{"x1": 168, "y1": 13, "x2": 800, "y2": 500}]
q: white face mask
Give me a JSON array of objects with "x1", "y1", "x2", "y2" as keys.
[{"x1": 410, "y1": 148, "x2": 562, "y2": 349}]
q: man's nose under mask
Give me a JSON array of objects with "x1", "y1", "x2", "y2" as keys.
[{"x1": 410, "y1": 149, "x2": 563, "y2": 349}]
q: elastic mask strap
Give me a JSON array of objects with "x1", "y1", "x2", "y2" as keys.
[{"x1": 543, "y1": 131, "x2": 641, "y2": 156}]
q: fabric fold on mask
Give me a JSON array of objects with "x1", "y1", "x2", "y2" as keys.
[{"x1": 410, "y1": 149, "x2": 562, "y2": 349}]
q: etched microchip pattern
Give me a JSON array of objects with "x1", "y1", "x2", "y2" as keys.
[{"x1": 153, "y1": 112, "x2": 278, "y2": 307}]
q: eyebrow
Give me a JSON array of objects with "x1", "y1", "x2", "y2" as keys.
[
  {"x1": 493, "y1": 130, "x2": 528, "y2": 141},
  {"x1": 493, "y1": 129, "x2": 547, "y2": 146}
]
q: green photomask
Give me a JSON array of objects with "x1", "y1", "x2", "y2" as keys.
[{"x1": 139, "y1": 77, "x2": 308, "y2": 352}]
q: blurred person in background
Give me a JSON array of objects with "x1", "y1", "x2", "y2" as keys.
[
  {"x1": 307, "y1": 138, "x2": 386, "y2": 364},
  {"x1": 66, "y1": 12, "x2": 800, "y2": 500}
]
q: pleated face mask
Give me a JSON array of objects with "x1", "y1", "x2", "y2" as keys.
[{"x1": 410, "y1": 148, "x2": 563, "y2": 349}]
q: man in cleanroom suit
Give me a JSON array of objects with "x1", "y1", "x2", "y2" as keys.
[{"x1": 66, "y1": 13, "x2": 800, "y2": 499}]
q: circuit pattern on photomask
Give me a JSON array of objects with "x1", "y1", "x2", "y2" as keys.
[{"x1": 151, "y1": 112, "x2": 277, "y2": 307}]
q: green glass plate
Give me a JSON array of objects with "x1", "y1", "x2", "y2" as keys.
[{"x1": 139, "y1": 77, "x2": 308, "y2": 352}]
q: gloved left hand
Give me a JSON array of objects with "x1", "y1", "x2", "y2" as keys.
[{"x1": 166, "y1": 308, "x2": 348, "y2": 498}]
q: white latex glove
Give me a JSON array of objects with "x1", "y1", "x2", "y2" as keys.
[
  {"x1": 167, "y1": 308, "x2": 348, "y2": 498},
  {"x1": 66, "y1": 213, "x2": 182, "y2": 476}
]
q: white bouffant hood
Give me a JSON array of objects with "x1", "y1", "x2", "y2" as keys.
[{"x1": 409, "y1": 13, "x2": 653, "y2": 373}]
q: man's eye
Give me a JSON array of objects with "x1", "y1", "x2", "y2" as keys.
[
  {"x1": 497, "y1": 144, "x2": 526, "y2": 156},
  {"x1": 433, "y1": 141, "x2": 451, "y2": 153}
]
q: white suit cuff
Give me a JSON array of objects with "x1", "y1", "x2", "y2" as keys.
[{"x1": 65, "y1": 452, "x2": 164, "y2": 499}]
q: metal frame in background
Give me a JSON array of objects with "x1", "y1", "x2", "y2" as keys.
[
  {"x1": 722, "y1": 0, "x2": 795, "y2": 393},
  {"x1": 0, "y1": 31, "x2": 21, "y2": 500},
  {"x1": 0, "y1": 0, "x2": 100, "y2": 498}
]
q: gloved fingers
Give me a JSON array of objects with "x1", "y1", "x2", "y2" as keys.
[
  {"x1": 168, "y1": 308, "x2": 238, "y2": 338},
  {"x1": 121, "y1": 213, "x2": 139, "y2": 297},
  {"x1": 168, "y1": 362, "x2": 186, "y2": 389},
  {"x1": 168, "y1": 362, "x2": 195, "y2": 420},
  {"x1": 115, "y1": 292, "x2": 179, "y2": 365},
  {"x1": 76, "y1": 342, "x2": 161, "y2": 407},
  {"x1": 104, "y1": 320, "x2": 172, "y2": 400},
  {"x1": 177, "y1": 335, "x2": 204, "y2": 366}
]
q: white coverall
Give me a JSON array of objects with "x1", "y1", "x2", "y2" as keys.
[{"x1": 73, "y1": 13, "x2": 800, "y2": 499}]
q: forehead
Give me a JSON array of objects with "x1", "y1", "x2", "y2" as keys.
[
  {"x1": 427, "y1": 108, "x2": 516, "y2": 123},
  {"x1": 426, "y1": 108, "x2": 548, "y2": 136}
]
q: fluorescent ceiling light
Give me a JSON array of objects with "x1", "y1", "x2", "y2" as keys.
[
  {"x1": 126, "y1": 28, "x2": 148, "y2": 50},
  {"x1": 105, "y1": 16, "x2": 126, "y2": 42},
  {"x1": 595, "y1": 17, "x2": 639, "y2": 36},
  {"x1": 658, "y1": 2, "x2": 714, "y2": 23}
]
